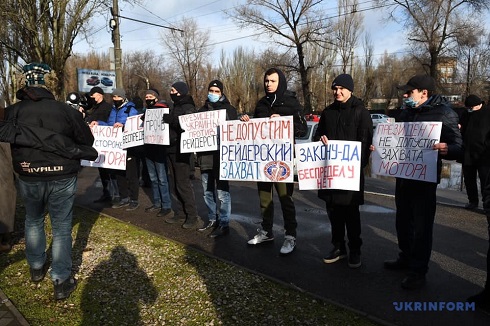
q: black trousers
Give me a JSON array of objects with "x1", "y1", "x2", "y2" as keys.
[
  {"x1": 395, "y1": 178, "x2": 437, "y2": 275},
  {"x1": 167, "y1": 152, "x2": 198, "y2": 218},
  {"x1": 115, "y1": 154, "x2": 140, "y2": 202},
  {"x1": 463, "y1": 164, "x2": 480, "y2": 205},
  {"x1": 257, "y1": 182, "x2": 297, "y2": 237},
  {"x1": 325, "y1": 204, "x2": 362, "y2": 253}
]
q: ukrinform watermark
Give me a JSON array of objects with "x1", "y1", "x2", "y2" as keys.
[{"x1": 393, "y1": 301, "x2": 475, "y2": 312}]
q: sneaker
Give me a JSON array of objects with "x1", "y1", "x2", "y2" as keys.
[
  {"x1": 401, "y1": 272, "x2": 426, "y2": 290},
  {"x1": 198, "y1": 220, "x2": 218, "y2": 232},
  {"x1": 384, "y1": 258, "x2": 409, "y2": 270},
  {"x1": 30, "y1": 262, "x2": 49, "y2": 283},
  {"x1": 157, "y1": 209, "x2": 174, "y2": 219},
  {"x1": 125, "y1": 202, "x2": 139, "y2": 211},
  {"x1": 280, "y1": 235, "x2": 296, "y2": 255},
  {"x1": 165, "y1": 214, "x2": 185, "y2": 224},
  {"x1": 112, "y1": 197, "x2": 130, "y2": 209},
  {"x1": 209, "y1": 226, "x2": 230, "y2": 238},
  {"x1": 323, "y1": 247, "x2": 347, "y2": 264},
  {"x1": 145, "y1": 205, "x2": 161, "y2": 213},
  {"x1": 247, "y1": 229, "x2": 274, "y2": 245},
  {"x1": 348, "y1": 252, "x2": 362, "y2": 268},
  {"x1": 53, "y1": 277, "x2": 77, "y2": 300},
  {"x1": 182, "y1": 216, "x2": 199, "y2": 229}
]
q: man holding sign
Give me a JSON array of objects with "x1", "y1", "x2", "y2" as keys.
[
  {"x1": 314, "y1": 73, "x2": 373, "y2": 269},
  {"x1": 384, "y1": 75, "x2": 462, "y2": 290}
]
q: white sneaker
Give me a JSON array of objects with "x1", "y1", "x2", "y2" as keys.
[
  {"x1": 247, "y1": 229, "x2": 274, "y2": 245},
  {"x1": 280, "y1": 235, "x2": 296, "y2": 255}
]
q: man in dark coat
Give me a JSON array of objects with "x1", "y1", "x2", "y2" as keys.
[
  {"x1": 313, "y1": 73, "x2": 373, "y2": 269},
  {"x1": 197, "y1": 80, "x2": 238, "y2": 238},
  {"x1": 384, "y1": 75, "x2": 462, "y2": 290},
  {"x1": 241, "y1": 68, "x2": 303, "y2": 255},
  {"x1": 461, "y1": 94, "x2": 490, "y2": 311}
]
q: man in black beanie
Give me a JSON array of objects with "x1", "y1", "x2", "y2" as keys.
[{"x1": 314, "y1": 73, "x2": 373, "y2": 269}]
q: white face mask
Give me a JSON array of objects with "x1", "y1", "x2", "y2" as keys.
[{"x1": 208, "y1": 93, "x2": 220, "y2": 103}]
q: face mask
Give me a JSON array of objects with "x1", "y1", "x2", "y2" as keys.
[
  {"x1": 207, "y1": 93, "x2": 220, "y2": 103},
  {"x1": 113, "y1": 99, "x2": 124, "y2": 108},
  {"x1": 403, "y1": 97, "x2": 418, "y2": 108},
  {"x1": 170, "y1": 93, "x2": 180, "y2": 103},
  {"x1": 146, "y1": 99, "x2": 156, "y2": 107}
]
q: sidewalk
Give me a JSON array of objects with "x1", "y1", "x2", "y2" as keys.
[{"x1": 2, "y1": 168, "x2": 489, "y2": 325}]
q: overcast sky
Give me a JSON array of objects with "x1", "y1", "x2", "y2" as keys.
[{"x1": 73, "y1": 0, "x2": 411, "y2": 64}]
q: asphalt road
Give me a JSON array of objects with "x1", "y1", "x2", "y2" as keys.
[{"x1": 74, "y1": 167, "x2": 490, "y2": 326}]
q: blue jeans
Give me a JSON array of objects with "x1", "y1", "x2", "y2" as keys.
[
  {"x1": 18, "y1": 176, "x2": 77, "y2": 283},
  {"x1": 146, "y1": 158, "x2": 171, "y2": 210},
  {"x1": 201, "y1": 170, "x2": 231, "y2": 226}
]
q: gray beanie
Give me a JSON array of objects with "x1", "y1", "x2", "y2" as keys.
[{"x1": 112, "y1": 88, "x2": 126, "y2": 98}]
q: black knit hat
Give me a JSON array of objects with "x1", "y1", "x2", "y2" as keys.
[
  {"x1": 465, "y1": 94, "x2": 483, "y2": 108},
  {"x1": 89, "y1": 86, "x2": 104, "y2": 96},
  {"x1": 145, "y1": 88, "x2": 160, "y2": 97},
  {"x1": 208, "y1": 80, "x2": 223, "y2": 93},
  {"x1": 23, "y1": 62, "x2": 51, "y2": 86},
  {"x1": 331, "y1": 74, "x2": 354, "y2": 92},
  {"x1": 398, "y1": 75, "x2": 436, "y2": 92},
  {"x1": 172, "y1": 82, "x2": 189, "y2": 96}
]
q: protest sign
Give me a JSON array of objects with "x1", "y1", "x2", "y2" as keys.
[
  {"x1": 122, "y1": 114, "x2": 144, "y2": 149},
  {"x1": 144, "y1": 108, "x2": 170, "y2": 145},
  {"x1": 81, "y1": 125, "x2": 126, "y2": 170},
  {"x1": 371, "y1": 121, "x2": 442, "y2": 183},
  {"x1": 220, "y1": 116, "x2": 294, "y2": 182},
  {"x1": 295, "y1": 140, "x2": 361, "y2": 191},
  {"x1": 179, "y1": 110, "x2": 226, "y2": 153}
]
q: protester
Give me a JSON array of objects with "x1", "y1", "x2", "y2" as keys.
[
  {"x1": 4, "y1": 62, "x2": 94, "y2": 300},
  {"x1": 86, "y1": 86, "x2": 115, "y2": 203},
  {"x1": 0, "y1": 106, "x2": 16, "y2": 253},
  {"x1": 197, "y1": 80, "x2": 238, "y2": 238},
  {"x1": 384, "y1": 75, "x2": 462, "y2": 290},
  {"x1": 459, "y1": 94, "x2": 490, "y2": 311},
  {"x1": 313, "y1": 73, "x2": 373, "y2": 268},
  {"x1": 142, "y1": 89, "x2": 174, "y2": 219},
  {"x1": 162, "y1": 82, "x2": 201, "y2": 229},
  {"x1": 240, "y1": 68, "x2": 303, "y2": 255},
  {"x1": 92, "y1": 88, "x2": 142, "y2": 211},
  {"x1": 460, "y1": 94, "x2": 485, "y2": 210}
]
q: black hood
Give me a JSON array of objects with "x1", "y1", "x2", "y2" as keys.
[
  {"x1": 16, "y1": 86, "x2": 55, "y2": 102},
  {"x1": 264, "y1": 68, "x2": 288, "y2": 104}
]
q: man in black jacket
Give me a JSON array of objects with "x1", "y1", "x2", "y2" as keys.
[
  {"x1": 241, "y1": 68, "x2": 303, "y2": 255},
  {"x1": 197, "y1": 80, "x2": 238, "y2": 238},
  {"x1": 5, "y1": 62, "x2": 94, "y2": 300},
  {"x1": 313, "y1": 73, "x2": 373, "y2": 269},
  {"x1": 460, "y1": 94, "x2": 490, "y2": 311},
  {"x1": 384, "y1": 75, "x2": 462, "y2": 290}
]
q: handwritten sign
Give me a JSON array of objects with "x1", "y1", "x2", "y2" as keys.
[
  {"x1": 144, "y1": 108, "x2": 170, "y2": 145},
  {"x1": 179, "y1": 110, "x2": 226, "y2": 153},
  {"x1": 371, "y1": 121, "x2": 442, "y2": 183},
  {"x1": 219, "y1": 117, "x2": 294, "y2": 182},
  {"x1": 295, "y1": 141, "x2": 361, "y2": 190},
  {"x1": 81, "y1": 125, "x2": 126, "y2": 170},
  {"x1": 122, "y1": 114, "x2": 144, "y2": 149}
]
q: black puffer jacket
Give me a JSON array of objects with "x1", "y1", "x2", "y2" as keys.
[
  {"x1": 165, "y1": 94, "x2": 196, "y2": 154},
  {"x1": 314, "y1": 95, "x2": 373, "y2": 206},
  {"x1": 5, "y1": 86, "x2": 94, "y2": 181},
  {"x1": 197, "y1": 95, "x2": 238, "y2": 171},
  {"x1": 397, "y1": 94, "x2": 463, "y2": 182}
]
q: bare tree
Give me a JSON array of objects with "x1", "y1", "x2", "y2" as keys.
[
  {"x1": 335, "y1": 0, "x2": 363, "y2": 74},
  {"x1": 161, "y1": 17, "x2": 211, "y2": 100},
  {"x1": 382, "y1": 0, "x2": 489, "y2": 82},
  {"x1": 0, "y1": 0, "x2": 135, "y2": 99},
  {"x1": 360, "y1": 33, "x2": 375, "y2": 107},
  {"x1": 229, "y1": 0, "x2": 332, "y2": 112}
]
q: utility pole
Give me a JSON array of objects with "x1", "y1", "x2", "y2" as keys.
[{"x1": 110, "y1": 0, "x2": 123, "y2": 89}]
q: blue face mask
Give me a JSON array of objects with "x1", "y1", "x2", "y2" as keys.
[
  {"x1": 208, "y1": 93, "x2": 220, "y2": 103},
  {"x1": 403, "y1": 97, "x2": 419, "y2": 108}
]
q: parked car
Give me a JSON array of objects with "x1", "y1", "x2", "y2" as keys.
[
  {"x1": 295, "y1": 121, "x2": 319, "y2": 144},
  {"x1": 101, "y1": 77, "x2": 113, "y2": 86},
  {"x1": 86, "y1": 76, "x2": 100, "y2": 86},
  {"x1": 370, "y1": 113, "x2": 393, "y2": 128}
]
